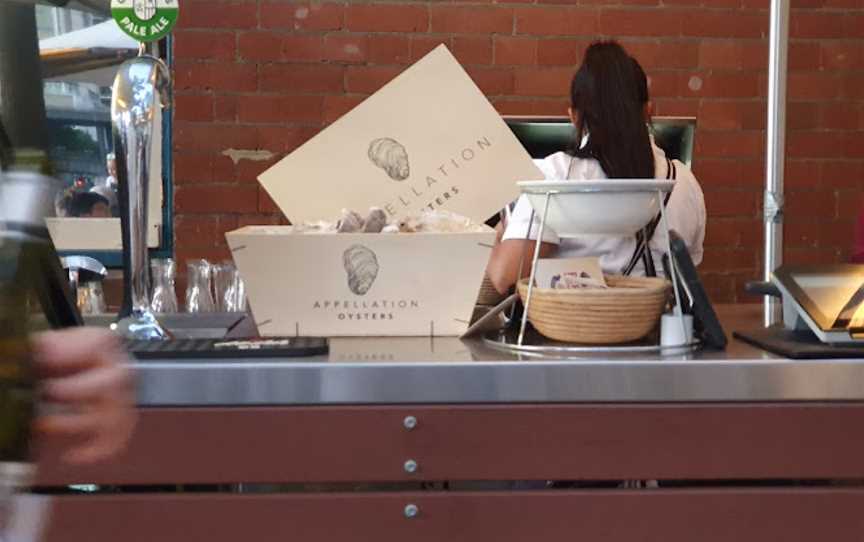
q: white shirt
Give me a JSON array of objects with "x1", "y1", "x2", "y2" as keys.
[{"x1": 502, "y1": 141, "x2": 706, "y2": 276}]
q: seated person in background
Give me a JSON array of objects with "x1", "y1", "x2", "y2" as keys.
[
  {"x1": 486, "y1": 41, "x2": 706, "y2": 295},
  {"x1": 66, "y1": 192, "x2": 112, "y2": 218},
  {"x1": 853, "y1": 204, "x2": 864, "y2": 263}
]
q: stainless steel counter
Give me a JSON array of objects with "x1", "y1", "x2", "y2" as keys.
[{"x1": 132, "y1": 304, "x2": 864, "y2": 406}]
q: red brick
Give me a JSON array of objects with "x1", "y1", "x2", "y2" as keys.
[
  {"x1": 825, "y1": 0, "x2": 863, "y2": 8},
  {"x1": 784, "y1": 159, "x2": 821, "y2": 190},
  {"x1": 652, "y1": 97, "x2": 699, "y2": 117},
  {"x1": 237, "y1": 95, "x2": 324, "y2": 124},
  {"x1": 691, "y1": 158, "x2": 742, "y2": 187},
  {"x1": 698, "y1": 41, "x2": 767, "y2": 70},
  {"x1": 820, "y1": 42, "x2": 864, "y2": 71},
  {"x1": 788, "y1": 42, "x2": 822, "y2": 71},
  {"x1": 259, "y1": 187, "x2": 284, "y2": 214},
  {"x1": 697, "y1": 100, "x2": 747, "y2": 131},
  {"x1": 784, "y1": 248, "x2": 841, "y2": 266},
  {"x1": 787, "y1": 132, "x2": 859, "y2": 159},
  {"x1": 345, "y1": 66, "x2": 402, "y2": 93},
  {"x1": 700, "y1": 246, "x2": 759, "y2": 271},
  {"x1": 411, "y1": 36, "x2": 451, "y2": 61},
  {"x1": 787, "y1": 101, "x2": 820, "y2": 130},
  {"x1": 786, "y1": 221, "x2": 852, "y2": 250},
  {"x1": 259, "y1": 64, "x2": 344, "y2": 93},
  {"x1": 791, "y1": 13, "x2": 845, "y2": 39},
  {"x1": 214, "y1": 95, "x2": 238, "y2": 122},
  {"x1": 492, "y1": 98, "x2": 537, "y2": 116},
  {"x1": 323, "y1": 95, "x2": 366, "y2": 123},
  {"x1": 174, "y1": 245, "x2": 233, "y2": 266},
  {"x1": 683, "y1": 72, "x2": 761, "y2": 99},
  {"x1": 599, "y1": 8, "x2": 682, "y2": 37},
  {"x1": 679, "y1": 10, "x2": 767, "y2": 39},
  {"x1": 174, "y1": 123, "x2": 258, "y2": 151},
  {"x1": 536, "y1": 38, "x2": 589, "y2": 66},
  {"x1": 175, "y1": 184, "x2": 259, "y2": 214},
  {"x1": 845, "y1": 15, "x2": 864, "y2": 38},
  {"x1": 256, "y1": 126, "x2": 318, "y2": 154},
  {"x1": 173, "y1": 152, "x2": 213, "y2": 184},
  {"x1": 645, "y1": 71, "x2": 681, "y2": 97},
  {"x1": 843, "y1": 75, "x2": 864, "y2": 101},
  {"x1": 820, "y1": 103, "x2": 863, "y2": 131},
  {"x1": 174, "y1": 215, "x2": 240, "y2": 247},
  {"x1": 494, "y1": 36, "x2": 537, "y2": 66},
  {"x1": 516, "y1": 7, "x2": 598, "y2": 36},
  {"x1": 174, "y1": 61, "x2": 257, "y2": 93},
  {"x1": 174, "y1": 30, "x2": 236, "y2": 61},
  {"x1": 260, "y1": 2, "x2": 344, "y2": 31},
  {"x1": 822, "y1": 162, "x2": 864, "y2": 190},
  {"x1": 368, "y1": 35, "x2": 412, "y2": 65},
  {"x1": 239, "y1": 31, "x2": 286, "y2": 62},
  {"x1": 466, "y1": 67, "x2": 516, "y2": 96},
  {"x1": 430, "y1": 6, "x2": 514, "y2": 34},
  {"x1": 282, "y1": 35, "x2": 325, "y2": 63},
  {"x1": 739, "y1": 101, "x2": 766, "y2": 130},
  {"x1": 174, "y1": 94, "x2": 214, "y2": 122},
  {"x1": 235, "y1": 159, "x2": 278, "y2": 184},
  {"x1": 787, "y1": 72, "x2": 842, "y2": 101},
  {"x1": 345, "y1": 4, "x2": 428, "y2": 32},
  {"x1": 837, "y1": 190, "x2": 864, "y2": 220},
  {"x1": 696, "y1": 131, "x2": 764, "y2": 158},
  {"x1": 212, "y1": 154, "x2": 238, "y2": 183},
  {"x1": 702, "y1": 189, "x2": 760, "y2": 217},
  {"x1": 181, "y1": 2, "x2": 257, "y2": 29},
  {"x1": 625, "y1": 41, "x2": 699, "y2": 70},
  {"x1": 237, "y1": 214, "x2": 287, "y2": 228},
  {"x1": 514, "y1": 67, "x2": 572, "y2": 97},
  {"x1": 322, "y1": 34, "x2": 368, "y2": 64},
  {"x1": 452, "y1": 36, "x2": 494, "y2": 66},
  {"x1": 791, "y1": 0, "x2": 825, "y2": 8}
]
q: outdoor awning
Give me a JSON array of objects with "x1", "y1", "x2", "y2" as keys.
[{"x1": 39, "y1": 19, "x2": 137, "y2": 86}]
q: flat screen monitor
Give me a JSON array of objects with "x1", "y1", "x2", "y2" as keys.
[
  {"x1": 773, "y1": 264, "x2": 864, "y2": 344},
  {"x1": 503, "y1": 116, "x2": 697, "y2": 166}
]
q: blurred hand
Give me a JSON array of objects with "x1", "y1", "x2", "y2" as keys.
[{"x1": 32, "y1": 328, "x2": 136, "y2": 465}]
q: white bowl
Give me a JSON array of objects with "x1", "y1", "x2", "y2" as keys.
[{"x1": 517, "y1": 179, "x2": 676, "y2": 236}]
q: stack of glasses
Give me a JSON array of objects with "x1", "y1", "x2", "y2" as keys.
[{"x1": 151, "y1": 258, "x2": 247, "y2": 314}]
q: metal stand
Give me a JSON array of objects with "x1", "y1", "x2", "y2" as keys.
[{"x1": 503, "y1": 187, "x2": 692, "y2": 356}]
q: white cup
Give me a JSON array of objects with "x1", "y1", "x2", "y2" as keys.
[{"x1": 661, "y1": 313, "x2": 694, "y2": 347}]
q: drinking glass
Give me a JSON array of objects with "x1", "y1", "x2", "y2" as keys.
[
  {"x1": 185, "y1": 259, "x2": 215, "y2": 313},
  {"x1": 151, "y1": 258, "x2": 179, "y2": 314}
]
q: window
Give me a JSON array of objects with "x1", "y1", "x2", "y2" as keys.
[{"x1": 1, "y1": 4, "x2": 172, "y2": 265}]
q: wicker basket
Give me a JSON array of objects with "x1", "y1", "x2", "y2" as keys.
[
  {"x1": 516, "y1": 275, "x2": 670, "y2": 344},
  {"x1": 476, "y1": 274, "x2": 506, "y2": 306}
]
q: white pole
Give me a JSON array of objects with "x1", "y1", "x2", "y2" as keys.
[{"x1": 763, "y1": 0, "x2": 790, "y2": 327}]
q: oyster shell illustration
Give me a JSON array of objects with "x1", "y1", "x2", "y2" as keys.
[
  {"x1": 343, "y1": 245, "x2": 379, "y2": 295},
  {"x1": 368, "y1": 138, "x2": 410, "y2": 181}
]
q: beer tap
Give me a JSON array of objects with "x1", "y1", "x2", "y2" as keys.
[{"x1": 110, "y1": 44, "x2": 171, "y2": 340}]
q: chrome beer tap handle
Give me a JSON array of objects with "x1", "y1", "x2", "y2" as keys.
[{"x1": 111, "y1": 52, "x2": 171, "y2": 340}]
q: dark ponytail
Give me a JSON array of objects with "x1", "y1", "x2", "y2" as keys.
[{"x1": 569, "y1": 41, "x2": 654, "y2": 179}]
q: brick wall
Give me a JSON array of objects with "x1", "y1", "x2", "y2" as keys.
[{"x1": 172, "y1": 0, "x2": 864, "y2": 303}]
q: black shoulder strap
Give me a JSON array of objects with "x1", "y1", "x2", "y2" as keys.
[{"x1": 623, "y1": 158, "x2": 675, "y2": 277}]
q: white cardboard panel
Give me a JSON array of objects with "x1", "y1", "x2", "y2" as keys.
[
  {"x1": 227, "y1": 227, "x2": 495, "y2": 337},
  {"x1": 258, "y1": 45, "x2": 541, "y2": 225}
]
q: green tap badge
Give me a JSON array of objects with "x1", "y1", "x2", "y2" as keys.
[{"x1": 112, "y1": 0, "x2": 179, "y2": 42}]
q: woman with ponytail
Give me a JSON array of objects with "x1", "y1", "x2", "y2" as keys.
[{"x1": 487, "y1": 41, "x2": 706, "y2": 294}]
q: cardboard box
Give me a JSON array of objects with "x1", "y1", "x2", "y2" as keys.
[
  {"x1": 230, "y1": 45, "x2": 541, "y2": 336},
  {"x1": 227, "y1": 227, "x2": 495, "y2": 337},
  {"x1": 257, "y1": 45, "x2": 541, "y2": 224}
]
